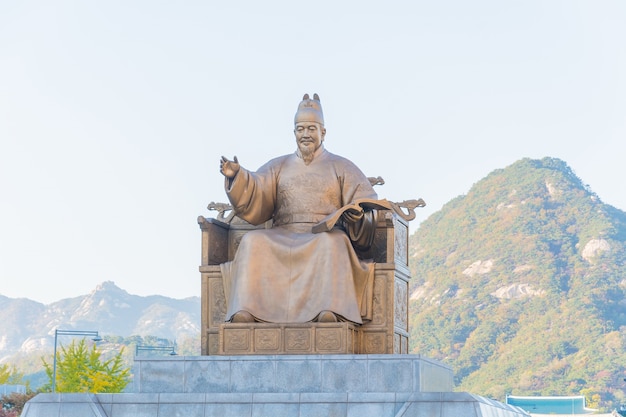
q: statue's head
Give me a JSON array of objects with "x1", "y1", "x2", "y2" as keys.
[{"x1": 294, "y1": 93, "x2": 326, "y2": 164}]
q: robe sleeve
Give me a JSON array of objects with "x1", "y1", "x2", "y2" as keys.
[
  {"x1": 338, "y1": 158, "x2": 379, "y2": 251},
  {"x1": 225, "y1": 161, "x2": 279, "y2": 226},
  {"x1": 346, "y1": 209, "x2": 377, "y2": 252}
]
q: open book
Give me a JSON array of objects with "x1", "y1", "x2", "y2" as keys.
[{"x1": 312, "y1": 198, "x2": 396, "y2": 233}]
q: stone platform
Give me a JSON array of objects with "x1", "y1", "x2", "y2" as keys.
[
  {"x1": 23, "y1": 391, "x2": 530, "y2": 417},
  {"x1": 131, "y1": 354, "x2": 453, "y2": 394},
  {"x1": 22, "y1": 354, "x2": 530, "y2": 417}
]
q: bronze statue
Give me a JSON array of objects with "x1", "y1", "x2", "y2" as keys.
[{"x1": 219, "y1": 94, "x2": 380, "y2": 324}]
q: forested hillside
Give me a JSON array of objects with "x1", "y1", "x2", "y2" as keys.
[{"x1": 408, "y1": 157, "x2": 626, "y2": 410}]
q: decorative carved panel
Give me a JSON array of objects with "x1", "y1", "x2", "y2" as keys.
[
  {"x1": 223, "y1": 329, "x2": 250, "y2": 352},
  {"x1": 255, "y1": 328, "x2": 281, "y2": 351},
  {"x1": 363, "y1": 332, "x2": 386, "y2": 354},
  {"x1": 317, "y1": 328, "x2": 341, "y2": 351},
  {"x1": 372, "y1": 274, "x2": 386, "y2": 325},
  {"x1": 210, "y1": 279, "x2": 226, "y2": 326},
  {"x1": 394, "y1": 279, "x2": 408, "y2": 331},
  {"x1": 393, "y1": 217, "x2": 408, "y2": 266},
  {"x1": 285, "y1": 328, "x2": 311, "y2": 351}
]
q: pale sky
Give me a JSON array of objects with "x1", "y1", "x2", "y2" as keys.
[{"x1": 1, "y1": 1, "x2": 624, "y2": 304}]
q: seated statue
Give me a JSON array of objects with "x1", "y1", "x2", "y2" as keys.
[{"x1": 219, "y1": 94, "x2": 380, "y2": 324}]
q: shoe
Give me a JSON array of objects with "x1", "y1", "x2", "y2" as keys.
[
  {"x1": 317, "y1": 310, "x2": 338, "y2": 322},
  {"x1": 231, "y1": 310, "x2": 255, "y2": 323}
]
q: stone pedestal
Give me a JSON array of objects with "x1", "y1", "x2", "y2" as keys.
[
  {"x1": 22, "y1": 355, "x2": 530, "y2": 417},
  {"x1": 130, "y1": 354, "x2": 453, "y2": 394}
]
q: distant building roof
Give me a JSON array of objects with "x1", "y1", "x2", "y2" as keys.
[{"x1": 506, "y1": 395, "x2": 595, "y2": 415}]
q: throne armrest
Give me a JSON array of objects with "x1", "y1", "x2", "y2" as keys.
[{"x1": 198, "y1": 216, "x2": 230, "y2": 265}]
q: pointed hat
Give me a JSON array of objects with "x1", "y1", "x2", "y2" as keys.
[{"x1": 294, "y1": 93, "x2": 324, "y2": 125}]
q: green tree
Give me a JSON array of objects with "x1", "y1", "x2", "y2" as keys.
[{"x1": 42, "y1": 339, "x2": 130, "y2": 393}]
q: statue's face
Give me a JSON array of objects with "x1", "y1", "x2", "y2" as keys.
[{"x1": 294, "y1": 122, "x2": 325, "y2": 154}]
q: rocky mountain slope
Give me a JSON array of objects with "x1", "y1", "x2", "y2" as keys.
[
  {"x1": 0, "y1": 281, "x2": 200, "y2": 362},
  {"x1": 408, "y1": 157, "x2": 626, "y2": 410}
]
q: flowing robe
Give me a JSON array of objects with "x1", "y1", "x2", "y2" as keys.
[{"x1": 220, "y1": 146, "x2": 378, "y2": 323}]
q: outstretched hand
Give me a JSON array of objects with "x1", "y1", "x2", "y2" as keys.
[{"x1": 220, "y1": 156, "x2": 240, "y2": 178}]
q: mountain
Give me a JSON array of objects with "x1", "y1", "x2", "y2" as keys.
[
  {"x1": 408, "y1": 157, "x2": 626, "y2": 410},
  {"x1": 0, "y1": 281, "x2": 200, "y2": 363}
]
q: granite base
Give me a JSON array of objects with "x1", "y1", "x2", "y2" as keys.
[{"x1": 21, "y1": 355, "x2": 530, "y2": 417}]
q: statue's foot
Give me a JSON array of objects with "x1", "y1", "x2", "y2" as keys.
[
  {"x1": 317, "y1": 310, "x2": 338, "y2": 322},
  {"x1": 231, "y1": 310, "x2": 255, "y2": 323}
]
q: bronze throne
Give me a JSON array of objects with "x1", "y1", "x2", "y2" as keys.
[{"x1": 198, "y1": 197, "x2": 417, "y2": 355}]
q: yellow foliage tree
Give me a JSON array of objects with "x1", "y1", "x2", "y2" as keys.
[
  {"x1": 42, "y1": 339, "x2": 130, "y2": 393},
  {"x1": 0, "y1": 364, "x2": 23, "y2": 385}
]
